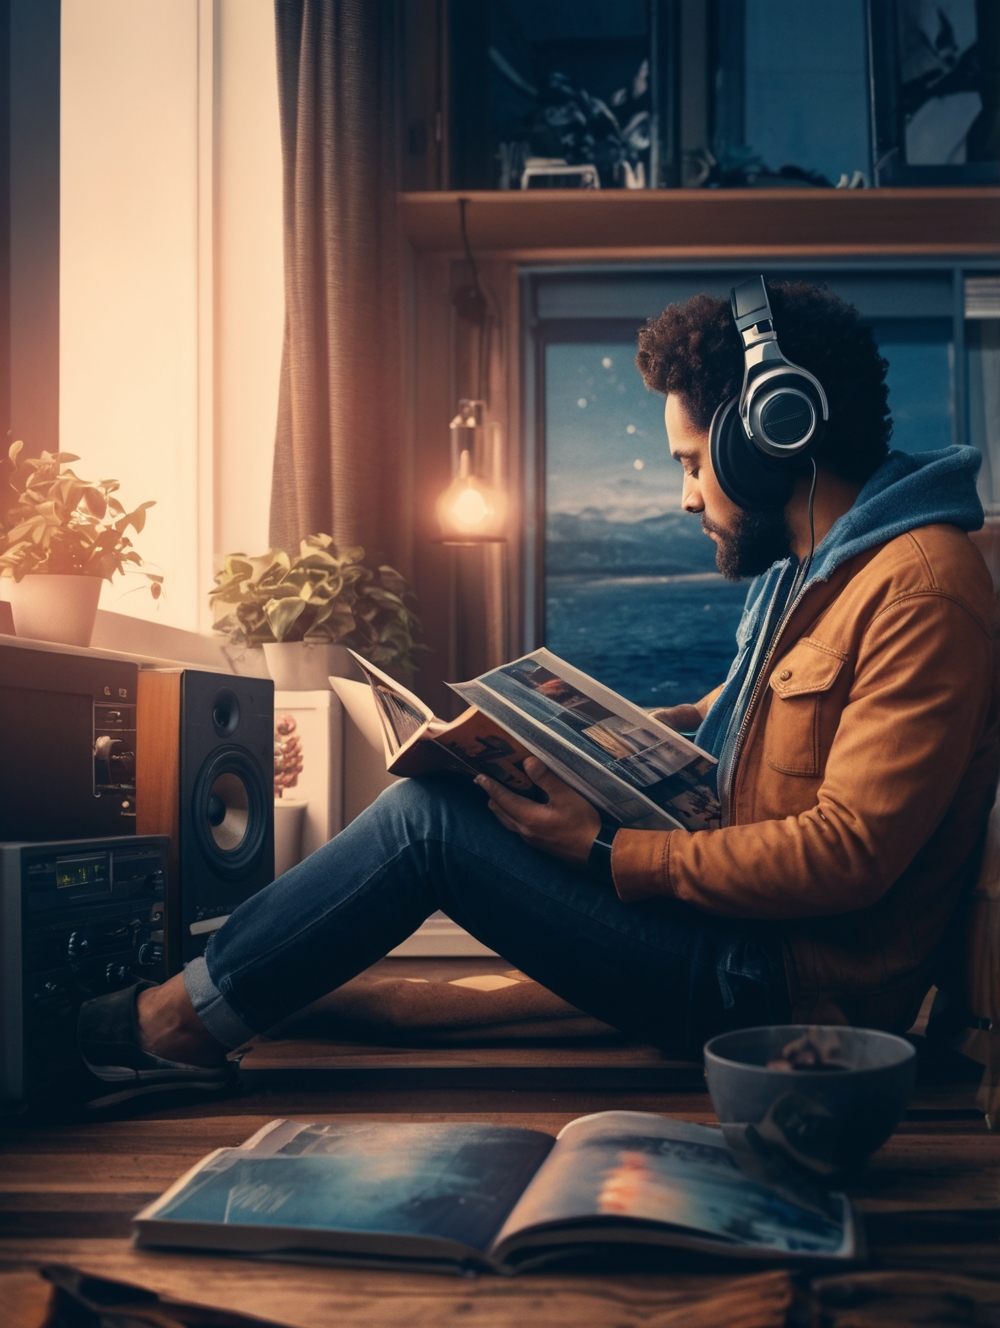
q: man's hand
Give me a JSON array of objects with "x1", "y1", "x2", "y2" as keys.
[
  {"x1": 476, "y1": 757, "x2": 601, "y2": 867},
  {"x1": 648, "y1": 704, "x2": 704, "y2": 733}
]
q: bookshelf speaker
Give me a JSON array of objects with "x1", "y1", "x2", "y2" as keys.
[{"x1": 137, "y1": 670, "x2": 274, "y2": 972}]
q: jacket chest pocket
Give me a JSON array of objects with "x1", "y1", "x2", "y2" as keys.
[{"x1": 764, "y1": 639, "x2": 847, "y2": 778}]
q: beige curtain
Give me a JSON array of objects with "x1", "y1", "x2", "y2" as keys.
[{"x1": 270, "y1": 0, "x2": 403, "y2": 568}]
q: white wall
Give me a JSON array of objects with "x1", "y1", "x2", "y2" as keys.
[{"x1": 59, "y1": 0, "x2": 283, "y2": 635}]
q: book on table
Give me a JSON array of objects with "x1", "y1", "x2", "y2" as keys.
[
  {"x1": 133, "y1": 1111, "x2": 862, "y2": 1273},
  {"x1": 330, "y1": 648, "x2": 721, "y2": 832}
]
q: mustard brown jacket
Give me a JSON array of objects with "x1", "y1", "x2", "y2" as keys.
[{"x1": 611, "y1": 452, "x2": 1000, "y2": 1031}]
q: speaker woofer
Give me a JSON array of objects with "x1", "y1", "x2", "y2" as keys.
[
  {"x1": 205, "y1": 772, "x2": 249, "y2": 852},
  {"x1": 192, "y1": 746, "x2": 268, "y2": 878}
]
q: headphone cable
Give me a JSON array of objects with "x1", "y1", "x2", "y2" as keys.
[
  {"x1": 788, "y1": 459, "x2": 818, "y2": 605},
  {"x1": 805, "y1": 457, "x2": 817, "y2": 573}
]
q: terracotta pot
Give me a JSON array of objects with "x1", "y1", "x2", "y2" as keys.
[
  {"x1": 273, "y1": 798, "x2": 308, "y2": 877},
  {"x1": 262, "y1": 641, "x2": 353, "y2": 691},
  {"x1": 6, "y1": 573, "x2": 103, "y2": 647}
]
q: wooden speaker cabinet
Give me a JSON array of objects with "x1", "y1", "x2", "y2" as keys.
[{"x1": 136, "y1": 670, "x2": 274, "y2": 973}]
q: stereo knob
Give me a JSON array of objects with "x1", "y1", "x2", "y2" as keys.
[
  {"x1": 67, "y1": 931, "x2": 90, "y2": 959},
  {"x1": 105, "y1": 962, "x2": 128, "y2": 986},
  {"x1": 137, "y1": 942, "x2": 164, "y2": 967}
]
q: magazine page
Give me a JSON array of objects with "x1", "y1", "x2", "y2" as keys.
[
  {"x1": 428, "y1": 709, "x2": 546, "y2": 800},
  {"x1": 339, "y1": 652, "x2": 435, "y2": 761},
  {"x1": 489, "y1": 1112, "x2": 856, "y2": 1266},
  {"x1": 328, "y1": 677, "x2": 388, "y2": 755},
  {"x1": 455, "y1": 650, "x2": 721, "y2": 831},
  {"x1": 450, "y1": 678, "x2": 677, "y2": 827},
  {"x1": 135, "y1": 1121, "x2": 555, "y2": 1268}
]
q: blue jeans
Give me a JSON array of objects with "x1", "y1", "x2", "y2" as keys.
[{"x1": 184, "y1": 776, "x2": 790, "y2": 1057}]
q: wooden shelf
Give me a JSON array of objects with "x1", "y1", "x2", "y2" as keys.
[{"x1": 399, "y1": 188, "x2": 1000, "y2": 260}]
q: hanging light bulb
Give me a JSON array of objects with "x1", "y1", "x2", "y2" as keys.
[{"x1": 435, "y1": 400, "x2": 507, "y2": 544}]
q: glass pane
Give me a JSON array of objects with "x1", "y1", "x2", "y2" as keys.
[
  {"x1": 870, "y1": 318, "x2": 954, "y2": 453},
  {"x1": 898, "y1": 0, "x2": 983, "y2": 166},
  {"x1": 714, "y1": 0, "x2": 872, "y2": 185},
  {"x1": 968, "y1": 319, "x2": 1000, "y2": 513},
  {"x1": 544, "y1": 342, "x2": 746, "y2": 709},
  {"x1": 451, "y1": 0, "x2": 668, "y2": 190}
]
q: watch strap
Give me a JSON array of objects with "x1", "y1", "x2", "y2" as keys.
[{"x1": 587, "y1": 815, "x2": 620, "y2": 887}]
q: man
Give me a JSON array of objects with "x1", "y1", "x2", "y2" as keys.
[{"x1": 79, "y1": 280, "x2": 1000, "y2": 1098}]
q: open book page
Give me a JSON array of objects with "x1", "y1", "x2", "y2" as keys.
[
  {"x1": 334, "y1": 653, "x2": 435, "y2": 763},
  {"x1": 332, "y1": 657, "x2": 543, "y2": 796},
  {"x1": 450, "y1": 677, "x2": 674, "y2": 827},
  {"x1": 489, "y1": 1112, "x2": 856, "y2": 1264},
  {"x1": 328, "y1": 677, "x2": 388, "y2": 754},
  {"x1": 453, "y1": 650, "x2": 721, "y2": 831},
  {"x1": 408, "y1": 707, "x2": 545, "y2": 798},
  {"x1": 135, "y1": 1120, "x2": 555, "y2": 1267}
]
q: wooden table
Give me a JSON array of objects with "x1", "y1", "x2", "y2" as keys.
[{"x1": 1, "y1": 1072, "x2": 998, "y2": 1328}]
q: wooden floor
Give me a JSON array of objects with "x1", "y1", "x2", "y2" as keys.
[
  {"x1": 2, "y1": 1063, "x2": 999, "y2": 1328},
  {"x1": 1, "y1": 964, "x2": 996, "y2": 1327}
]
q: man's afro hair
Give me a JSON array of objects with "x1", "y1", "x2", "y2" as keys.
[{"x1": 635, "y1": 280, "x2": 892, "y2": 483}]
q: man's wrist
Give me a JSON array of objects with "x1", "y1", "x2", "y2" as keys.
[{"x1": 587, "y1": 815, "x2": 620, "y2": 886}]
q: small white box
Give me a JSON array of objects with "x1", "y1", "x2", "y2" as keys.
[{"x1": 273, "y1": 689, "x2": 344, "y2": 857}]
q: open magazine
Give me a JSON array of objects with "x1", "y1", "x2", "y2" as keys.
[
  {"x1": 133, "y1": 1111, "x2": 861, "y2": 1273},
  {"x1": 331, "y1": 649, "x2": 721, "y2": 833}
]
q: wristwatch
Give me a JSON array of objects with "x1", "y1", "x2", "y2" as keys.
[{"x1": 587, "y1": 815, "x2": 620, "y2": 887}]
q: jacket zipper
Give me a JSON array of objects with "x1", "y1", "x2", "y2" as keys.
[{"x1": 718, "y1": 576, "x2": 825, "y2": 824}]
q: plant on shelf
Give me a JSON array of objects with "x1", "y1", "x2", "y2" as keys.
[
  {"x1": 210, "y1": 534, "x2": 424, "y2": 678},
  {"x1": 0, "y1": 441, "x2": 162, "y2": 647},
  {"x1": 0, "y1": 441, "x2": 161, "y2": 590}
]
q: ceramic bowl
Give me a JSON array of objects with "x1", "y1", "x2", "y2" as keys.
[{"x1": 704, "y1": 1024, "x2": 917, "y2": 1178}]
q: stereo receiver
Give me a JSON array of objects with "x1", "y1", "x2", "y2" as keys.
[
  {"x1": 0, "y1": 642, "x2": 139, "y2": 841},
  {"x1": 0, "y1": 835, "x2": 168, "y2": 1107}
]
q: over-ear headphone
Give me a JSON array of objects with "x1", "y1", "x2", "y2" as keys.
[{"x1": 709, "y1": 276, "x2": 829, "y2": 510}]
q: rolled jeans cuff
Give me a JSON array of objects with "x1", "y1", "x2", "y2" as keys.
[{"x1": 182, "y1": 954, "x2": 256, "y2": 1050}]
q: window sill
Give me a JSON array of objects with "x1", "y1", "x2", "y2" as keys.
[
  {"x1": 399, "y1": 188, "x2": 1000, "y2": 260},
  {"x1": 0, "y1": 603, "x2": 268, "y2": 676}
]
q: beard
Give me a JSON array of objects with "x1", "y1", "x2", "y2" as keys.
[{"x1": 702, "y1": 507, "x2": 794, "y2": 581}]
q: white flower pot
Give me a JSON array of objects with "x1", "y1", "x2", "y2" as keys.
[
  {"x1": 7, "y1": 574, "x2": 103, "y2": 648},
  {"x1": 262, "y1": 641, "x2": 353, "y2": 691},
  {"x1": 273, "y1": 797, "x2": 308, "y2": 877}
]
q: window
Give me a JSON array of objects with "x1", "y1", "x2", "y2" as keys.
[
  {"x1": 527, "y1": 264, "x2": 998, "y2": 709},
  {"x1": 449, "y1": 0, "x2": 676, "y2": 189},
  {"x1": 713, "y1": 0, "x2": 871, "y2": 186}
]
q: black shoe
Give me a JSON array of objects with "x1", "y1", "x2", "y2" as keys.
[{"x1": 77, "y1": 980, "x2": 233, "y2": 1108}]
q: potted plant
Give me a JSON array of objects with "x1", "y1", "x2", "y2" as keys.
[
  {"x1": 0, "y1": 441, "x2": 162, "y2": 647},
  {"x1": 209, "y1": 534, "x2": 424, "y2": 690}
]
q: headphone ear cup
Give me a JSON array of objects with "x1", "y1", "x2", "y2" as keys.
[
  {"x1": 745, "y1": 372, "x2": 826, "y2": 458},
  {"x1": 710, "y1": 396, "x2": 796, "y2": 512}
]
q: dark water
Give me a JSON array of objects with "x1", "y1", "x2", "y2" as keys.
[{"x1": 545, "y1": 574, "x2": 748, "y2": 710}]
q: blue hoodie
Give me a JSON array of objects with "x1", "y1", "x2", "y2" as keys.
[{"x1": 695, "y1": 445, "x2": 986, "y2": 821}]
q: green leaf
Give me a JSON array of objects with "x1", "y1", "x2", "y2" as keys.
[
  {"x1": 81, "y1": 487, "x2": 107, "y2": 519},
  {"x1": 377, "y1": 565, "x2": 409, "y2": 594},
  {"x1": 264, "y1": 595, "x2": 307, "y2": 642}
]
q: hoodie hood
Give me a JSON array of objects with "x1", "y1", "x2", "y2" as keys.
[{"x1": 695, "y1": 445, "x2": 984, "y2": 811}]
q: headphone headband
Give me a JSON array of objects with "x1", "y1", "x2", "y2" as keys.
[{"x1": 731, "y1": 275, "x2": 773, "y2": 335}]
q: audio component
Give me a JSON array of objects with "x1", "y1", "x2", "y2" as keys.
[
  {"x1": 0, "y1": 835, "x2": 168, "y2": 1107},
  {"x1": 710, "y1": 275, "x2": 830, "y2": 511},
  {"x1": 136, "y1": 670, "x2": 274, "y2": 971},
  {"x1": 0, "y1": 642, "x2": 138, "y2": 841}
]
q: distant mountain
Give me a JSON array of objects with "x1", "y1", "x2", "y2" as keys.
[{"x1": 546, "y1": 509, "x2": 719, "y2": 577}]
